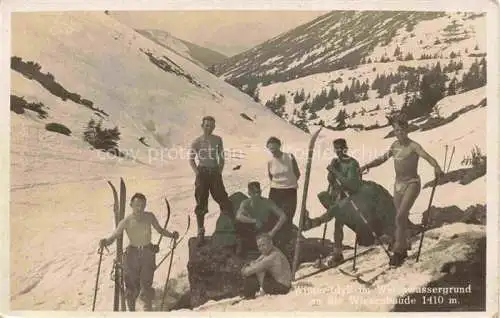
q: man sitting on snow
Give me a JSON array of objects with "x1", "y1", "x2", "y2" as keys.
[{"x1": 240, "y1": 233, "x2": 292, "y2": 298}]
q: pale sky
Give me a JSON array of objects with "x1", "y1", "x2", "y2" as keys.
[{"x1": 110, "y1": 11, "x2": 328, "y2": 56}]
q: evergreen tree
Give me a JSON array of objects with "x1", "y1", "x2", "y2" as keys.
[
  {"x1": 277, "y1": 94, "x2": 286, "y2": 107},
  {"x1": 389, "y1": 96, "x2": 396, "y2": 111},
  {"x1": 393, "y1": 46, "x2": 402, "y2": 57},
  {"x1": 335, "y1": 109, "x2": 347, "y2": 128},
  {"x1": 294, "y1": 89, "x2": 306, "y2": 104},
  {"x1": 448, "y1": 77, "x2": 457, "y2": 95},
  {"x1": 325, "y1": 97, "x2": 335, "y2": 110},
  {"x1": 362, "y1": 91, "x2": 369, "y2": 101}
]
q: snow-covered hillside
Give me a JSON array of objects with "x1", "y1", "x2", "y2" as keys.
[
  {"x1": 212, "y1": 11, "x2": 486, "y2": 132},
  {"x1": 9, "y1": 10, "x2": 488, "y2": 313},
  {"x1": 10, "y1": 11, "x2": 308, "y2": 311},
  {"x1": 135, "y1": 29, "x2": 228, "y2": 68}
]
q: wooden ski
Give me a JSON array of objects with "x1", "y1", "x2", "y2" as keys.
[
  {"x1": 295, "y1": 246, "x2": 375, "y2": 281},
  {"x1": 107, "y1": 181, "x2": 120, "y2": 311},
  {"x1": 291, "y1": 127, "x2": 323, "y2": 280},
  {"x1": 118, "y1": 178, "x2": 126, "y2": 311}
]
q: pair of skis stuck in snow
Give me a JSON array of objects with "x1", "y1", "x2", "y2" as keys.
[{"x1": 91, "y1": 177, "x2": 190, "y2": 311}]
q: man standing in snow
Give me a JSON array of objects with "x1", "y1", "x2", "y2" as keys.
[
  {"x1": 99, "y1": 193, "x2": 179, "y2": 311},
  {"x1": 302, "y1": 138, "x2": 363, "y2": 265},
  {"x1": 240, "y1": 233, "x2": 292, "y2": 298},
  {"x1": 360, "y1": 114, "x2": 444, "y2": 266},
  {"x1": 189, "y1": 116, "x2": 233, "y2": 245}
]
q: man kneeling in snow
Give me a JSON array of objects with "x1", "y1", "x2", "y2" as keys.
[{"x1": 240, "y1": 233, "x2": 292, "y2": 298}]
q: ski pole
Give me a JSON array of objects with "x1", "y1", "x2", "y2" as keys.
[
  {"x1": 92, "y1": 246, "x2": 105, "y2": 311},
  {"x1": 443, "y1": 145, "x2": 448, "y2": 172},
  {"x1": 446, "y1": 146, "x2": 455, "y2": 173},
  {"x1": 334, "y1": 178, "x2": 392, "y2": 260},
  {"x1": 155, "y1": 215, "x2": 190, "y2": 271},
  {"x1": 156, "y1": 197, "x2": 172, "y2": 249},
  {"x1": 318, "y1": 222, "x2": 328, "y2": 266},
  {"x1": 160, "y1": 237, "x2": 177, "y2": 311},
  {"x1": 416, "y1": 176, "x2": 439, "y2": 262},
  {"x1": 318, "y1": 185, "x2": 333, "y2": 266},
  {"x1": 352, "y1": 235, "x2": 358, "y2": 271}
]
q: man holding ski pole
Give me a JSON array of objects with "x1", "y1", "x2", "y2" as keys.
[
  {"x1": 302, "y1": 138, "x2": 363, "y2": 265},
  {"x1": 99, "y1": 193, "x2": 179, "y2": 311},
  {"x1": 360, "y1": 113, "x2": 444, "y2": 266}
]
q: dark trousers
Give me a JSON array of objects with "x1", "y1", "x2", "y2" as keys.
[
  {"x1": 194, "y1": 167, "x2": 232, "y2": 230},
  {"x1": 242, "y1": 272, "x2": 291, "y2": 298},
  {"x1": 268, "y1": 188, "x2": 297, "y2": 224},
  {"x1": 268, "y1": 188, "x2": 297, "y2": 257}
]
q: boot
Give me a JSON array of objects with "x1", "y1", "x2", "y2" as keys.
[
  {"x1": 327, "y1": 247, "x2": 344, "y2": 267},
  {"x1": 142, "y1": 298, "x2": 153, "y2": 311},
  {"x1": 197, "y1": 227, "x2": 205, "y2": 246},
  {"x1": 126, "y1": 295, "x2": 136, "y2": 312},
  {"x1": 389, "y1": 251, "x2": 408, "y2": 267}
]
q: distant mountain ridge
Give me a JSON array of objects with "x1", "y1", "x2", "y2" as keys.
[
  {"x1": 136, "y1": 29, "x2": 228, "y2": 68},
  {"x1": 211, "y1": 11, "x2": 449, "y2": 84},
  {"x1": 209, "y1": 10, "x2": 486, "y2": 133}
]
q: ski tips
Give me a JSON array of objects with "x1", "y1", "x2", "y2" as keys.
[{"x1": 165, "y1": 197, "x2": 171, "y2": 213}]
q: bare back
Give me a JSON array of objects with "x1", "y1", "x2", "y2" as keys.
[
  {"x1": 191, "y1": 135, "x2": 222, "y2": 168},
  {"x1": 391, "y1": 140, "x2": 420, "y2": 181},
  {"x1": 124, "y1": 212, "x2": 154, "y2": 247},
  {"x1": 262, "y1": 247, "x2": 292, "y2": 287}
]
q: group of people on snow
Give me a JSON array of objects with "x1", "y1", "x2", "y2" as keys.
[{"x1": 98, "y1": 114, "x2": 444, "y2": 310}]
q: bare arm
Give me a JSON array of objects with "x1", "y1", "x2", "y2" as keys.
[
  {"x1": 412, "y1": 142, "x2": 444, "y2": 174},
  {"x1": 267, "y1": 161, "x2": 273, "y2": 181},
  {"x1": 102, "y1": 218, "x2": 127, "y2": 246},
  {"x1": 361, "y1": 147, "x2": 393, "y2": 172},
  {"x1": 243, "y1": 254, "x2": 272, "y2": 276},
  {"x1": 235, "y1": 200, "x2": 257, "y2": 224},
  {"x1": 150, "y1": 213, "x2": 176, "y2": 238},
  {"x1": 290, "y1": 154, "x2": 301, "y2": 180},
  {"x1": 217, "y1": 137, "x2": 225, "y2": 172},
  {"x1": 268, "y1": 200, "x2": 287, "y2": 237},
  {"x1": 189, "y1": 141, "x2": 198, "y2": 175}
]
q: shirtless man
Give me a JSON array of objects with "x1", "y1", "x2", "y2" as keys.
[
  {"x1": 189, "y1": 116, "x2": 233, "y2": 245},
  {"x1": 236, "y1": 182, "x2": 287, "y2": 256},
  {"x1": 99, "y1": 193, "x2": 179, "y2": 311},
  {"x1": 241, "y1": 233, "x2": 292, "y2": 298},
  {"x1": 360, "y1": 115, "x2": 444, "y2": 266}
]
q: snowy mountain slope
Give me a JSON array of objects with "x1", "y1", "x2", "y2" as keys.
[
  {"x1": 10, "y1": 11, "x2": 308, "y2": 311},
  {"x1": 214, "y1": 11, "x2": 486, "y2": 132},
  {"x1": 135, "y1": 29, "x2": 228, "y2": 68},
  {"x1": 212, "y1": 11, "x2": 448, "y2": 82},
  {"x1": 11, "y1": 12, "x2": 308, "y2": 166},
  {"x1": 9, "y1": 11, "x2": 487, "y2": 312}
]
